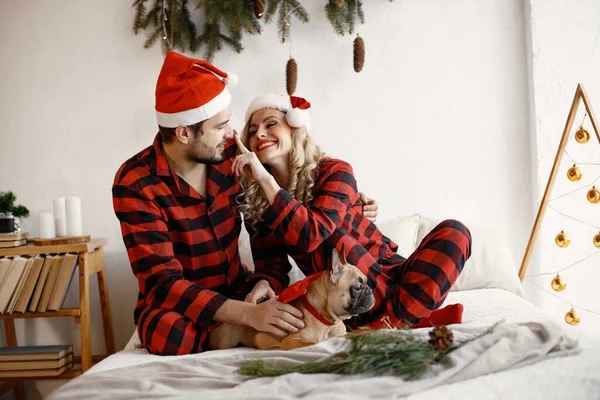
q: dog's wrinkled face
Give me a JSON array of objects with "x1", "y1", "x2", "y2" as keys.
[{"x1": 326, "y1": 244, "x2": 375, "y2": 320}]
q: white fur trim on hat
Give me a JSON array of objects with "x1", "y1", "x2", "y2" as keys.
[
  {"x1": 244, "y1": 94, "x2": 310, "y2": 130},
  {"x1": 225, "y1": 72, "x2": 238, "y2": 87},
  {"x1": 286, "y1": 108, "x2": 306, "y2": 128},
  {"x1": 156, "y1": 88, "x2": 231, "y2": 128}
]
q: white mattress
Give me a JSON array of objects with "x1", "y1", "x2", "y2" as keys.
[{"x1": 55, "y1": 289, "x2": 599, "y2": 400}]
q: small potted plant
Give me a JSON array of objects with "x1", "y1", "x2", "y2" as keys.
[{"x1": 0, "y1": 191, "x2": 30, "y2": 234}]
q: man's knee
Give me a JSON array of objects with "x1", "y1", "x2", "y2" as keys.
[
  {"x1": 434, "y1": 219, "x2": 472, "y2": 258},
  {"x1": 138, "y1": 309, "x2": 204, "y2": 355}
]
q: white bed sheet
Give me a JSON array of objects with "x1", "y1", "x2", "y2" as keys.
[
  {"x1": 63, "y1": 288, "x2": 599, "y2": 400},
  {"x1": 88, "y1": 288, "x2": 597, "y2": 375}
]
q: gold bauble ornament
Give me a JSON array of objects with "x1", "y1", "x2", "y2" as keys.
[
  {"x1": 575, "y1": 127, "x2": 590, "y2": 144},
  {"x1": 587, "y1": 186, "x2": 600, "y2": 204},
  {"x1": 551, "y1": 274, "x2": 567, "y2": 292},
  {"x1": 565, "y1": 307, "x2": 580, "y2": 326},
  {"x1": 567, "y1": 164, "x2": 582, "y2": 181},
  {"x1": 594, "y1": 232, "x2": 600, "y2": 248},
  {"x1": 555, "y1": 230, "x2": 570, "y2": 248}
]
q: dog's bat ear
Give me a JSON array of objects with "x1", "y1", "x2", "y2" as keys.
[
  {"x1": 329, "y1": 246, "x2": 343, "y2": 284},
  {"x1": 339, "y1": 243, "x2": 347, "y2": 265}
]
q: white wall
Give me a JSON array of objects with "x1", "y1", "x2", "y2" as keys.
[
  {"x1": 525, "y1": 0, "x2": 600, "y2": 334},
  {"x1": 0, "y1": 0, "x2": 531, "y2": 397}
]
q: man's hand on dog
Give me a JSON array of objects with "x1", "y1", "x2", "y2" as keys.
[{"x1": 245, "y1": 297, "x2": 305, "y2": 337}]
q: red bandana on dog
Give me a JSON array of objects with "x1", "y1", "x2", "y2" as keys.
[{"x1": 278, "y1": 271, "x2": 335, "y2": 326}]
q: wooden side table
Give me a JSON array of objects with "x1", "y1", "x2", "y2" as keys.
[{"x1": 0, "y1": 238, "x2": 115, "y2": 400}]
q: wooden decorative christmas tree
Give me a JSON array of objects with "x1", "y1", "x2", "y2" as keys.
[{"x1": 520, "y1": 83, "x2": 600, "y2": 326}]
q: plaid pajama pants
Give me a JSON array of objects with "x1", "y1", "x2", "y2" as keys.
[{"x1": 349, "y1": 219, "x2": 472, "y2": 329}]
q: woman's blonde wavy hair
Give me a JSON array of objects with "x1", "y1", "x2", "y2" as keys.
[{"x1": 236, "y1": 111, "x2": 325, "y2": 233}]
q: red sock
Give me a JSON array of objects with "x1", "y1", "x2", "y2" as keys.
[{"x1": 412, "y1": 303, "x2": 464, "y2": 328}]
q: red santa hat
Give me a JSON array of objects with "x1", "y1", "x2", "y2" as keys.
[
  {"x1": 244, "y1": 94, "x2": 311, "y2": 131},
  {"x1": 155, "y1": 51, "x2": 238, "y2": 128}
]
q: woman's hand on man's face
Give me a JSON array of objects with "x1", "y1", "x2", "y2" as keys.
[{"x1": 233, "y1": 133, "x2": 272, "y2": 183}]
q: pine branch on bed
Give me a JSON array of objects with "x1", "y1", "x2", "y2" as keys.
[{"x1": 238, "y1": 328, "x2": 447, "y2": 378}]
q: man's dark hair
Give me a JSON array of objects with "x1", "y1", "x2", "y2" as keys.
[{"x1": 158, "y1": 121, "x2": 203, "y2": 143}]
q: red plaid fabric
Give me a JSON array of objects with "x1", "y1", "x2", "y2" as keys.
[
  {"x1": 112, "y1": 134, "x2": 248, "y2": 355},
  {"x1": 248, "y1": 158, "x2": 472, "y2": 327}
]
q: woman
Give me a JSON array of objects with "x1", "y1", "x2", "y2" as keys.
[{"x1": 233, "y1": 93, "x2": 471, "y2": 329}]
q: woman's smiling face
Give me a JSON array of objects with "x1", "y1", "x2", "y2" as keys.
[{"x1": 246, "y1": 108, "x2": 293, "y2": 165}]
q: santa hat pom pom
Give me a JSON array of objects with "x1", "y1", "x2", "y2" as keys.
[
  {"x1": 224, "y1": 73, "x2": 238, "y2": 88},
  {"x1": 286, "y1": 108, "x2": 306, "y2": 128}
]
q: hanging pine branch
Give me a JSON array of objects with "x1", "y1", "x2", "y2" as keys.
[
  {"x1": 325, "y1": 0, "x2": 364, "y2": 36},
  {"x1": 180, "y1": 0, "x2": 198, "y2": 51},
  {"x1": 198, "y1": 0, "x2": 262, "y2": 61},
  {"x1": 132, "y1": 0, "x2": 393, "y2": 60},
  {"x1": 264, "y1": 0, "x2": 309, "y2": 43},
  {"x1": 133, "y1": 0, "x2": 149, "y2": 33},
  {"x1": 203, "y1": 0, "x2": 262, "y2": 36},
  {"x1": 132, "y1": 0, "x2": 196, "y2": 54},
  {"x1": 196, "y1": 22, "x2": 239, "y2": 62}
]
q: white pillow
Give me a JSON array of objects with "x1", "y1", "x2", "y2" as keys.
[
  {"x1": 376, "y1": 214, "x2": 422, "y2": 258},
  {"x1": 240, "y1": 214, "x2": 523, "y2": 297},
  {"x1": 415, "y1": 217, "x2": 524, "y2": 297}
]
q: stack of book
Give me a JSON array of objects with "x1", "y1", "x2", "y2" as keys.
[
  {"x1": 0, "y1": 254, "x2": 79, "y2": 314},
  {"x1": 0, "y1": 232, "x2": 28, "y2": 248},
  {"x1": 0, "y1": 345, "x2": 73, "y2": 378}
]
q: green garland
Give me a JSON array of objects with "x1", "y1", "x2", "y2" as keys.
[
  {"x1": 264, "y1": 0, "x2": 309, "y2": 43},
  {"x1": 131, "y1": 0, "x2": 392, "y2": 61},
  {"x1": 325, "y1": 0, "x2": 364, "y2": 36},
  {"x1": 238, "y1": 328, "x2": 447, "y2": 379}
]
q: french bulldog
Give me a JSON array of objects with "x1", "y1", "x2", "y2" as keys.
[{"x1": 208, "y1": 244, "x2": 375, "y2": 351}]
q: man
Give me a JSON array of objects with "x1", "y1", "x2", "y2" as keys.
[{"x1": 112, "y1": 51, "x2": 379, "y2": 355}]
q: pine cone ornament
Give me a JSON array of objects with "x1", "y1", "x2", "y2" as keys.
[
  {"x1": 286, "y1": 58, "x2": 297, "y2": 95},
  {"x1": 334, "y1": 0, "x2": 344, "y2": 7},
  {"x1": 353, "y1": 36, "x2": 365, "y2": 73},
  {"x1": 428, "y1": 326, "x2": 454, "y2": 352},
  {"x1": 254, "y1": 0, "x2": 265, "y2": 19}
]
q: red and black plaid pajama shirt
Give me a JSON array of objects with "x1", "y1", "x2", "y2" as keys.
[
  {"x1": 112, "y1": 134, "x2": 249, "y2": 355},
  {"x1": 248, "y1": 157, "x2": 472, "y2": 328}
]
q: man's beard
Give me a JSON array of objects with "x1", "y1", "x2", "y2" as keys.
[{"x1": 186, "y1": 138, "x2": 226, "y2": 164}]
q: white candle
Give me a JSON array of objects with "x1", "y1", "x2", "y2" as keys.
[
  {"x1": 39, "y1": 212, "x2": 55, "y2": 239},
  {"x1": 53, "y1": 197, "x2": 67, "y2": 237},
  {"x1": 65, "y1": 196, "x2": 82, "y2": 237}
]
